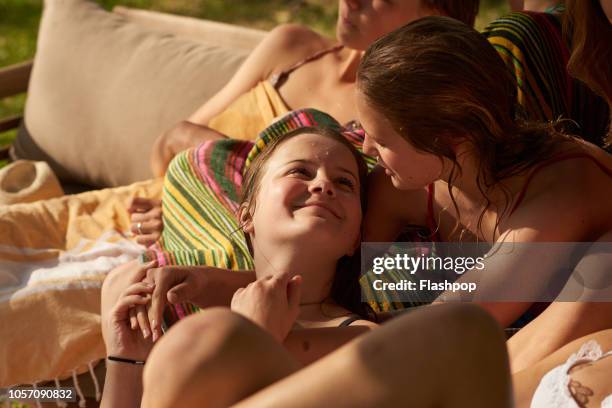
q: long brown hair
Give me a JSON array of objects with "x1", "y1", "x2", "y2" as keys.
[
  {"x1": 357, "y1": 16, "x2": 568, "y2": 240},
  {"x1": 240, "y1": 126, "x2": 372, "y2": 318},
  {"x1": 425, "y1": 0, "x2": 480, "y2": 27},
  {"x1": 564, "y1": 0, "x2": 612, "y2": 146}
]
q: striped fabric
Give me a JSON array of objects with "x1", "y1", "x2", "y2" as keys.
[
  {"x1": 484, "y1": 11, "x2": 610, "y2": 149},
  {"x1": 141, "y1": 109, "x2": 388, "y2": 327},
  {"x1": 143, "y1": 138, "x2": 255, "y2": 323}
]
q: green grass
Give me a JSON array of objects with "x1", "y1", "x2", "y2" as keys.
[{"x1": 0, "y1": 0, "x2": 509, "y2": 156}]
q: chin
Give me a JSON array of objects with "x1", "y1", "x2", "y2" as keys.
[
  {"x1": 301, "y1": 217, "x2": 339, "y2": 231},
  {"x1": 336, "y1": 25, "x2": 367, "y2": 50},
  {"x1": 390, "y1": 174, "x2": 424, "y2": 191},
  {"x1": 389, "y1": 174, "x2": 405, "y2": 189}
]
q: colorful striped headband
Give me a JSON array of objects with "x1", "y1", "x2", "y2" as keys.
[{"x1": 245, "y1": 108, "x2": 343, "y2": 169}]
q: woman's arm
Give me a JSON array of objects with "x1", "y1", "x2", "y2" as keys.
[
  {"x1": 100, "y1": 281, "x2": 156, "y2": 408},
  {"x1": 150, "y1": 24, "x2": 325, "y2": 176},
  {"x1": 101, "y1": 363, "x2": 144, "y2": 408},
  {"x1": 229, "y1": 272, "x2": 378, "y2": 365},
  {"x1": 507, "y1": 231, "x2": 612, "y2": 372},
  {"x1": 187, "y1": 24, "x2": 322, "y2": 125},
  {"x1": 106, "y1": 261, "x2": 256, "y2": 343},
  {"x1": 150, "y1": 122, "x2": 228, "y2": 177},
  {"x1": 141, "y1": 265, "x2": 256, "y2": 341},
  {"x1": 434, "y1": 185, "x2": 589, "y2": 327}
]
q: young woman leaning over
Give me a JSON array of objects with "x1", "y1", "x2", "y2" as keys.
[{"x1": 357, "y1": 16, "x2": 611, "y2": 326}]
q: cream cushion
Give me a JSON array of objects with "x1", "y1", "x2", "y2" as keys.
[
  {"x1": 112, "y1": 6, "x2": 266, "y2": 51},
  {"x1": 12, "y1": 0, "x2": 265, "y2": 187}
]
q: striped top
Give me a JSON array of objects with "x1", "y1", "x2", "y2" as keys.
[{"x1": 483, "y1": 11, "x2": 610, "y2": 149}]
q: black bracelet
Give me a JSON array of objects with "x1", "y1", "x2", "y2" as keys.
[{"x1": 107, "y1": 355, "x2": 146, "y2": 365}]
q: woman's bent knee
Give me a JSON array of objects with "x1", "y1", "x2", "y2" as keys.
[{"x1": 143, "y1": 308, "x2": 296, "y2": 408}]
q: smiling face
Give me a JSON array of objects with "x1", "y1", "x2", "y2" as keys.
[
  {"x1": 356, "y1": 92, "x2": 443, "y2": 190},
  {"x1": 243, "y1": 132, "x2": 363, "y2": 261},
  {"x1": 336, "y1": 0, "x2": 436, "y2": 50}
]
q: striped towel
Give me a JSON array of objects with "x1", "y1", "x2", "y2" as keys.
[
  {"x1": 140, "y1": 109, "x2": 422, "y2": 327},
  {"x1": 483, "y1": 10, "x2": 610, "y2": 149}
]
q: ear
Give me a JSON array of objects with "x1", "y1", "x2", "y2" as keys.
[
  {"x1": 238, "y1": 204, "x2": 254, "y2": 234},
  {"x1": 346, "y1": 231, "x2": 362, "y2": 257}
]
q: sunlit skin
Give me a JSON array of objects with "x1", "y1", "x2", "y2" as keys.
[
  {"x1": 242, "y1": 133, "x2": 362, "y2": 303},
  {"x1": 356, "y1": 93, "x2": 444, "y2": 190},
  {"x1": 149, "y1": 0, "x2": 446, "y2": 177},
  {"x1": 336, "y1": 0, "x2": 438, "y2": 51}
]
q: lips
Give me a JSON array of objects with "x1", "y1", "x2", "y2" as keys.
[
  {"x1": 339, "y1": 3, "x2": 356, "y2": 29},
  {"x1": 340, "y1": 14, "x2": 356, "y2": 29},
  {"x1": 297, "y1": 201, "x2": 341, "y2": 219}
]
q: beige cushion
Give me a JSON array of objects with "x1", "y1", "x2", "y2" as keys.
[
  {"x1": 12, "y1": 0, "x2": 265, "y2": 187},
  {"x1": 113, "y1": 6, "x2": 265, "y2": 51}
]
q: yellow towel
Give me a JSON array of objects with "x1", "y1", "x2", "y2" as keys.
[
  {"x1": 0, "y1": 178, "x2": 162, "y2": 387},
  {"x1": 208, "y1": 81, "x2": 290, "y2": 140},
  {"x1": 0, "y1": 81, "x2": 286, "y2": 387}
]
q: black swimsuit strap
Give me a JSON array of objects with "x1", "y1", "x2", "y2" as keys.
[{"x1": 338, "y1": 315, "x2": 361, "y2": 327}]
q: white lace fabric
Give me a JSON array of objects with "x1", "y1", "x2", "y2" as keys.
[{"x1": 531, "y1": 340, "x2": 612, "y2": 408}]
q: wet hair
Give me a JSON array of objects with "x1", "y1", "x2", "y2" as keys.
[
  {"x1": 357, "y1": 16, "x2": 570, "y2": 240},
  {"x1": 239, "y1": 126, "x2": 372, "y2": 318},
  {"x1": 425, "y1": 0, "x2": 480, "y2": 27},
  {"x1": 564, "y1": 0, "x2": 612, "y2": 146}
]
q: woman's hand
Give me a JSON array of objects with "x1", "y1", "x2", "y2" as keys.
[
  {"x1": 102, "y1": 280, "x2": 155, "y2": 361},
  {"x1": 132, "y1": 266, "x2": 255, "y2": 342},
  {"x1": 128, "y1": 197, "x2": 163, "y2": 247},
  {"x1": 231, "y1": 274, "x2": 302, "y2": 342}
]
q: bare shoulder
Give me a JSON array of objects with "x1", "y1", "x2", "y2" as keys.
[
  {"x1": 260, "y1": 23, "x2": 334, "y2": 70},
  {"x1": 267, "y1": 23, "x2": 331, "y2": 48},
  {"x1": 504, "y1": 148, "x2": 612, "y2": 240}
]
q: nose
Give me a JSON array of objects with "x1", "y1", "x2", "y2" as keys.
[
  {"x1": 362, "y1": 134, "x2": 378, "y2": 158},
  {"x1": 309, "y1": 177, "x2": 336, "y2": 197}
]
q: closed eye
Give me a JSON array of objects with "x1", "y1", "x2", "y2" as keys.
[
  {"x1": 336, "y1": 177, "x2": 356, "y2": 191},
  {"x1": 287, "y1": 167, "x2": 312, "y2": 178}
]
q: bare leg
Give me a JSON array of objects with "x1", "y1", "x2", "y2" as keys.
[
  {"x1": 508, "y1": 302, "x2": 612, "y2": 373},
  {"x1": 513, "y1": 328, "x2": 612, "y2": 408},
  {"x1": 141, "y1": 308, "x2": 300, "y2": 408},
  {"x1": 508, "y1": 233, "x2": 612, "y2": 373},
  {"x1": 233, "y1": 303, "x2": 512, "y2": 408}
]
